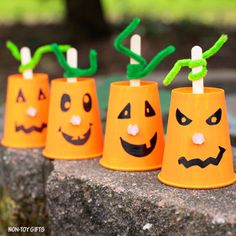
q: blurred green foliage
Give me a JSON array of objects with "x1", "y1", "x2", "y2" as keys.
[
  {"x1": 0, "y1": 0, "x2": 65, "y2": 24},
  {"x1": 0, "y1": 0, "x2": 235, "y2": 26},
  {"x1": 102, "y1": 0, "x2": 236, "y2": 26}
]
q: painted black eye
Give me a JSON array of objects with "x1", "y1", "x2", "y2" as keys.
[
  {"x1": 145, "y1": 101, "x2": 156, "y2": 117},
  {"x1": 118, "y1": 103, "x2": 130, "y2": 119},
  {"x1": 60, "y1": 93, "x2": 71, "y2": 112},
  {"x1": 176, "y1": 108, "x2": 192, "y2": 126},
  {"x1": 83, "y1": 93, "x2": 92, "y2": 112},
  {"x1": 206, "y1": 108, "x2": 222, "y2": 125},
  {"x1": 16, "y1": 89, "x2": 26, "y2": 103},
  {"x1": 38, "y1": 89, "x2": 46, "y2": 100}
]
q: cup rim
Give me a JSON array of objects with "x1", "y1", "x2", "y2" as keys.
[
  {"x1": 172, "y1": 87, "x2": 224, "y2": 95},
  {"x1": 52, "y1": 77, "x2": 94, "y2": 84},
  {"x1": 111, "y1": 80, "x2": 158, "y2": 87},
  {"x1": 8, "y1": 73, "x2": 48, "y2": 81}
]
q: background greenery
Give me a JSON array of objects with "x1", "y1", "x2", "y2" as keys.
[
  {"x1": 0, "y1": 0, "x2": 235, "y2": 26},
  {"x1": 0, "y1": 0, "x2": 65, "y2": 23}
]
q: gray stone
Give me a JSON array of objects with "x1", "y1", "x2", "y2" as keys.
[
  {"x1": 46, "y1": 158, "x2": 236, "y2": 236},
  {"x1": 0, "y1": 148, "x2": 53, "y2": 235}
]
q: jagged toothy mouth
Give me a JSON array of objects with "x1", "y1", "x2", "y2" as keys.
[
  {"x1": 15, "y1": 123, "x2": 47, "y2": 133},
  {"x1": 178, "y1": 146, "x2": 226, "y2": 168},
  {"x1": 58, "y1": 123, "x2": 92, "y2": 145},
  {"x1": 120, "y1": 132, "x2": 157, "y2": 157}
]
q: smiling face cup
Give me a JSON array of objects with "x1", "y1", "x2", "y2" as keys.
[
  {"x1": 1, "y1": 73, "x2": 49, "y2": 148},
  {"x1": 43, "y1": 78, "x2": 103, "y2": 160},
  {"x1": 100, "y1": 81, "x2": 165, "y2": 171},
  {"x1": 158, "y1": 87, "x2": 236, "y2": 189}
]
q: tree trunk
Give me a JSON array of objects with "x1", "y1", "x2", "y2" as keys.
[{"x1": 65, "y1": 0, "x2": 110, "y2": 38}]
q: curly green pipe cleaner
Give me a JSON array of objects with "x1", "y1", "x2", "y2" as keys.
[
  {"x1": 114, "y1": 18, "x2": 146, "y2": 68},
  {"x1": 51, "y1": 43, "x2": 98, "y2": 78},
  {"x1": 6, "y1": 40, "x2": 71, "y2": 73},
  {"x1": 114, "y1": 17, "x2": 175, "y2": 79},
  {"x1": 163, "y1": 34, "x2": 228, "y2": 86}
]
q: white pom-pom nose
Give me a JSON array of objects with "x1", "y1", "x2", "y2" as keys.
[
  {"x1": 192, "y1": 133, "x2": 205, "y2": 145},
  {"x1": 26, "y1": 107, "x2": 37, "y2": 117},
  {"x1": 127, "y1": 124, "x2": 139, "y2": 136},
  {"x1": 70, "y1": 116, "x2": 81, "y2": 126}
]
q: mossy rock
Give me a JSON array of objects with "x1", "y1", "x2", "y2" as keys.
[{"x1": 0, "y1": 188, "x2": 17, "y2": 235}]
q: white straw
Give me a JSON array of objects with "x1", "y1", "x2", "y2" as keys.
[
  {"x1": 130, "y1": 34, "x2": 141, "y2": 86},
  {"x1": 66, "y1": 48, "x2": 78, "y2": 83},
  {"x1": 191, "y1": 46, "x2": 204, "y2": 94},
  {"x1": 20, "y1": 47, "x2": 33, "y2": 80}
]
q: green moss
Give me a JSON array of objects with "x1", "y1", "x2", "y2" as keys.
[
  {"x1": 0, "y1": 187, "x2": 49, "y2": 235},
  {"x1": 0, "y1": 188, "x2": 18, "y2": 235}
]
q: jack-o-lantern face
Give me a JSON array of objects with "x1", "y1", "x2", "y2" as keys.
[
  {"x1": 2, "y1": 73, "x2": 49, "y2": 148},
  {"x1": 158, "y1": 87, "x2": 236, "y2": 189},
  {"x1": 15, "y1": 88, "x2": 48, "y2": 134},
  {"x1": 58, "y1": 92, "x2": 92, "y2": 145},
  {"x1": 100, "y1": 81, "x2": 165, "y2": 171},
  {"x1": 176, "y1": 108, "x2": 225, "y2": 168},
  {"x1": 118, "y1": 101, "x2": 157, "y2": 157},
  {"x1": 43, "y1": 78, "x2": 103, "y2": 160}
]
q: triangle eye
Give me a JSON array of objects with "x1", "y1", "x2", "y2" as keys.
[
  {"x1": 145, "y1": 101, "x2": 156, "y2": 117},
  {"x1": 176, "y1": 108, "x2": 192, "y2": 126},
  {"x1": 16, "y1": 89, "x2": 26, "y2": 103},
  {"x1": 38, "y1": 89, "x2": 46, "y2": 100},
  {"x1": 118, "y1": 103, "x2": 131, "y2": 119},
  {"x1": 206, "y1": 108, "x2": 222, "y2": 125}
]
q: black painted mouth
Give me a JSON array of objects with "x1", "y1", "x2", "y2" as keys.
[
  {"x1": 58, "y1": 123, "x2": 92, "y2": 145},
  {"x1": 15, "y1": 123, "x2": 47, "y2": 133},
  {"x1": 178, "y1": 146, "x2": 226, "y2": 168},
  {"x1": 120, "y1": 132, "x2": 157, "y2": 157}
]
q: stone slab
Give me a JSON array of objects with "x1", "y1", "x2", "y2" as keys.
[
  {"x1": 46, "y1": 157, "x2": 236, "y2": 236},
  {"x1": 0, "y1": 148, "x2": 53, "y2": 235}
]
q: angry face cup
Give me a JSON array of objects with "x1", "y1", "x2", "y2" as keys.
[{"x1": 158, "y1": 87, "x2": 236, "y2": 189}]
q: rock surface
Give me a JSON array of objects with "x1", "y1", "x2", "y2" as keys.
[
  {"x1": 0, "y1": 148, "x2": 235, "y2": 236},
  {"x1": 0, "y1": 148, "x2": 53, "y2": 235},
  {"x1": 46, "y1": 158, "x2": 236, "y2": 236}
]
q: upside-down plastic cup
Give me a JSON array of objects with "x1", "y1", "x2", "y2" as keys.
[
  {"x1": 1, "y1": 73, "x2": 49, "y2": 148},
  {"x1": 158, "y1": 87, "x2": 236, "y2": 189},
  {"x1": 43, "y1": 78, "x2": 103, "y2": 160},
  {"x1": 100, "y1": 81, "x2": 165, "y2": 171}
]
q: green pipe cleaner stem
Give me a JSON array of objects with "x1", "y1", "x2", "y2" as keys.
[
  {"x1": 51, "y1": 43, "x2": 98, "y2": 78},
  {"x1": 114, "y1": 18, "x2": 146, "y2": 67},
  {"x1": 6, "y1": 40, "x2": 71, "y2": 72},
  {"x1": 114, "y1": 18, "x2": 175, "y2": 79},
  {"x1": 6, "y1": 41, "x2": 21, "y2": 61},
  {"x1": 127, "y1": 46, "x2": 175, "y2": 79},
  {"x1": 163, "y1": 34, "x2": 228, "y2": 86}
]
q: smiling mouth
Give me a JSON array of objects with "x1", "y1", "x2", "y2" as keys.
[
  {"x1": 120, "y1": 132, "x2": 157, "y2": 157},
  {"x1": 178, "y1": 146, "x2": 226, "y2": 168},
  {"x1": 58, "y1": 123, "x2": 92, "y2": 145},
  {"x1": 15, "y1": 123, "x2": 47, "y2": 133}
]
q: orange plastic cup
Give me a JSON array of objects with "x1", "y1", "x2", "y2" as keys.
[
  {"x1": 158, "y1": 87, "x2": 236, "y2": 189},
  {"x1": 43, "y1": 78, "x2": 103, "y2": 160},
  {"x1": 100, "y1": 81, "x2": 165, "y2": 171},
  {"x1": 1, "y1": 73, "x2": 49, "y2": 148}
]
